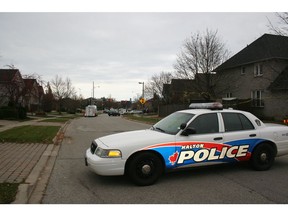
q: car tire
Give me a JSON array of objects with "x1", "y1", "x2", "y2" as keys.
[
  {"x1": 127, "y1": 152, "x2": 163, "y2": 186},
  {"x1": 250, "y1": 143, "x2": 275, "y2": 171}
]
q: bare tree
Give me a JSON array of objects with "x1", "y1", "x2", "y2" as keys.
[
  {"x1": 50, "y1": 75, "x2": 76, "y2": 112},
  {"x1": 42, "y1": 82, "x2": 54, "y2": 112},
  {"x1": 145, "y1": 71, "x2": 173, "y2": 99},
  {"x1": 51, "y1": 75, "x2": 65, "y2": 101},
  {"x1": 173, "y1": 29, "x2": 230, "y2": 100},
  {"x1": 64, "y1": 77, "x2": 76, "y2": 99},
  {"x1": 268, "y1": 12, "x2": 288, "y2": 36},
  {"x1": 4, "y1": 64, "x2": 17, "y2": 69}
]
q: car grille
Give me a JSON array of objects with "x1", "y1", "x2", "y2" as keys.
[{"x1": 90, "y1": 142, "x2": 98, "y2": 154}]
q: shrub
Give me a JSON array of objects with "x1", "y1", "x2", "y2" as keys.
[{"x1": 0, "y1": 106, "x2": 27, "y2": 120}]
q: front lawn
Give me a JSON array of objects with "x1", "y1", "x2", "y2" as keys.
[
  {"x1": 40, "y1": 115, "x2": 78, "y2": 123},
  {"x1": 0, "y1": 125, "x2": 61, "y2": 143},
  {"x1": 123, "y1": 114, "x2": 162, "y2": 124},
  {"x1": 40, "y1": 117, "x2": 71, "y2": 123}
]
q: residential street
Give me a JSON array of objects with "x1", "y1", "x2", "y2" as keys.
[{"x1": 42, "y1": 114, "x2": 288, "y2": 204}]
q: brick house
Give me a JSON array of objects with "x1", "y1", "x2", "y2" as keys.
[
  {"x1": 214, "y1": 34, "x2": 288, "y2": 121},
  {"x1": 0, "y1": 69, "x2": 25, "y2": 107},
  {"x1": 0, "y1": 69, "x2": 44, "y2": 112},
  {"x1": 23, "y1": 79, "x2": 44, "y2": 112}
]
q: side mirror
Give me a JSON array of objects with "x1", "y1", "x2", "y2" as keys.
[
  {"x1": 180, "y1": 123, "x2": 187, "y2": 130},
  {"x1": 181, "y1": 127, "x2": 196, "y2": 136}
]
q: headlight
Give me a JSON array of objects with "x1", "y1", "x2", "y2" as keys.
[{"x1": 95, "y1": 147, "x2": 122, "y2": 158}]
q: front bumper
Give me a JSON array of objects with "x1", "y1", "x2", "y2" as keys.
[{"x1": 85, "y1": 148, "x2": 126, "y2": 176}]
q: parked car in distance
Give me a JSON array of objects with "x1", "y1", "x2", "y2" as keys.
[
  {"x1": 108, "y1": 109, "x2": 120, "y2": 116},
  {"x1": 128, "y1": 110, "x2": 143, "y2": 114}
]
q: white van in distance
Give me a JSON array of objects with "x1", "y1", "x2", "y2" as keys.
[{"x1": 84, "y1": 105, "x2": 97, "y2": 117}]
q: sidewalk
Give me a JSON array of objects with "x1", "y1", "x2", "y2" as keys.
[
  {"x1": 0, "y1": 143, "x2": 47, "y2": 183},
  {"x1": 0, "y1": 117, "x2": 67, "y2": 204}
]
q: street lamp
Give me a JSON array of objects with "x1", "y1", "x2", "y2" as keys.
[
  {"x1": 138, "y1": 82, "x2": 144, "y2": 99},
  {"x1": 92, "y1": 81, "x2": 100, "y2": 105}
]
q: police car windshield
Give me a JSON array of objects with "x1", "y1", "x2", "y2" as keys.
[{"x1": 152, "y1": 112, "x2": 194, "y2": 135}]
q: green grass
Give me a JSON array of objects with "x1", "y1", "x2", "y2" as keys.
[
  {"x1": 40, "y1": 117, "x2": 71, "y2": 123},
  {"x1": 0, "y1": 125, "x2": 61, "y2": 143},
  {"x1": 124, "y1": 114, "x2": 162, "y2": 124},
  {"x1": 40, "y1": 115, "x2": 78, "y2": 123},
  {"x1": 0, "y1": 183, "x2": 19, "y2": 204}
]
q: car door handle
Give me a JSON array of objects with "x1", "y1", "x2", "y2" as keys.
[
  {"x1": 249, "y1": 134, "x2": 257, "y2": 137},
  {"x1": 214, "y1": 137, "x2": 223, "y2": 141}
]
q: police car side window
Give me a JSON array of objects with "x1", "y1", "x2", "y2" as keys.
[
  {"x1": 222, "y1": 113, "x2": 255, "y2": 132},
  {"x1": 188, "y1": 113, "x2": 219, "y2": 134}
]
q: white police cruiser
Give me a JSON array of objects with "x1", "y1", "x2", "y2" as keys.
[{"x1": 85, "y1": 102, "x2": 288, "y2": 186}]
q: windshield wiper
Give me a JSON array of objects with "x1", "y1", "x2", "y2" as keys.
[
  {"x1": 151, "y1": 125, "x2": 166, "y2": 133},
  {"x1": 155, "y1": 127, "x2": 165, "y2": 133}
]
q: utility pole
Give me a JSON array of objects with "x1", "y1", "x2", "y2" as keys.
[
  {"x1": 92, "y1": 81, "x2": 94, "y2": 105},
  {"x1": 93, "y1": 81, "x2": 94, "y2": 98},
  {"x1": 92, "y1": 81, "x2": 100, "y2": 105}
]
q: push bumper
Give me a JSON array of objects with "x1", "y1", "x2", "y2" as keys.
[{"x1": 85, "y1": 149, "x2": 125, "y2": 176}]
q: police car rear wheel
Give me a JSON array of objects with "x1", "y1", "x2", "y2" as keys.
[
  {"x1": 127, "y1": 152, "x2": 163, "y2": 186},
  {"x1": 251, "y1": 143, "x2": 275, "y2": 171}
]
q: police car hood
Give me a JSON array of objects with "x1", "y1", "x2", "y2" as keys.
[{"x1": 97, "y1": 129, "x2": 174, "y2": 149}]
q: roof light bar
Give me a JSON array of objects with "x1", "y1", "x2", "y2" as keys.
[{"x1": 189, "y1": 102, "x2": 223, "y2": 110}]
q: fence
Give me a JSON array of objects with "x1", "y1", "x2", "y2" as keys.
[{"x1": 158, "y1": 104, "x2": 189, "y2": 117}]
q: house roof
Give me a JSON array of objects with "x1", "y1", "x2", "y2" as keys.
[
  {"x1": 170, "y1": 79, "x2": 195, "y2": 92},
  {"x1": 23, "y1": 79, "x2": 37, "y2": 90},
  {"x1": 268, "y1": 66, "x2": 288, "y2": 91},
  {"x1": 215, "y1": 34, "x2": 288, "y2": 71},
  {"x1": 162, "y1": 80, "x2": 193, "y2": 97},
  {"x1": 0, "y1": 69, "x2": 21, "y2": 83},
  {"x1": 23, "y1": 78, "x2": 45, "y2": 96}
]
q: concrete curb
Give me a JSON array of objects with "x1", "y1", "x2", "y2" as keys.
[
  {"x1": 28, "y1": 145, "x2": 60, "y2": 204},
  {"x1": 12, "y1": 144, "x2": 54, "y2": 204},
  {"x1": 12, "y1": 121, "x2": 70, "y2": 204}
]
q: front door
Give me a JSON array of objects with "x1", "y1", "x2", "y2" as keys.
[{"x1": 174, "y1": 113, "x2": 225, "y2": 168}]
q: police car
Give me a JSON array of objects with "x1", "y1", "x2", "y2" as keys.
[{"x1": 85, "y1": 102, "x2": 288, "y2": 186}]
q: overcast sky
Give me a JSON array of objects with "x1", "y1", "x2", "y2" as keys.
[{"x1": 0, "y1": 11, "x2": 282, "y2": 101}]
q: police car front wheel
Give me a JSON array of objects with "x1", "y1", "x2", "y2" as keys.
[{"x1": 127, "y1": 152, "x2": 163, "y2": 186}]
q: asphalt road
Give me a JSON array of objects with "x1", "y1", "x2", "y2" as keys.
[{"x1": 42, "y1": 114, "x2": 288, "y2": 204}]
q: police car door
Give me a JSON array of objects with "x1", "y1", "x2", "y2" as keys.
[
  {"x1": 220, "y1": 112, "x2": 258, "y2": 161},
  {"x1": 175, "y1": 113, "x2": 224, "y2": 167}
]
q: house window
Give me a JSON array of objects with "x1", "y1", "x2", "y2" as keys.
[
  {"x1": 226, "y1": 92, "x2": 232, "y2": 98},
  {"x1": 254, "y1": 63, "x2": 263, "y2": 77},
  {"x1": 251, "y1": 90, "x2": 264, "y2": 107},
  {"x1": 241, "y1": 66, "x2": 246, "y2": 75}
]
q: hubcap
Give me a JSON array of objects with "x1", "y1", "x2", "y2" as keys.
[
  {"x1": 260, "y1": 152, "x2": 267, "y2": 162},
  {"x1": 141, "y1": 164, "x2": 152, "y2": 175}
]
